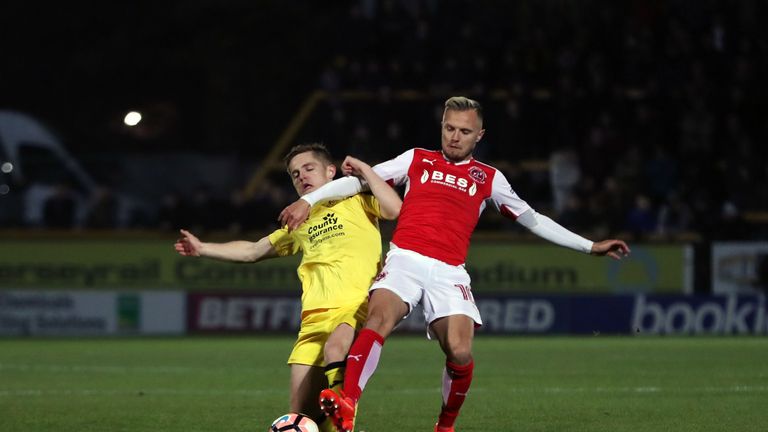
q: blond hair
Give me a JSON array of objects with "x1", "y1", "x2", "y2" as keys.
[{"x1": 444, "y1": 96, "x2": 483, "y2": 122}]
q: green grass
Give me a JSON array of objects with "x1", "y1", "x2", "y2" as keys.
[{"x1": 1, "y1": 336, "x2": 767, "y2": 431}]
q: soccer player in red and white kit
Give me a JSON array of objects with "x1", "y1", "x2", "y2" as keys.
[{"x1": 279, "y1": 96, "x2": 631, "y2": 432}]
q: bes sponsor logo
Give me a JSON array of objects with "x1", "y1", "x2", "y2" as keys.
[
  {"x1": 420, "y1": 170, "x2": 478, "y2": 196},
  {"x1": 468, "y1": 166, "x2": 487, "y2": 184},
  {"x1": 374, "y1": 271, "x2": 387, "y2": 282},
  {"x1": 632, "y1": 295, "x2": 768, "y2": 335}
]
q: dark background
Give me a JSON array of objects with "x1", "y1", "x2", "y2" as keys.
[{"x1": 1, "y1": 0, "x2": 767, "y2": 243}]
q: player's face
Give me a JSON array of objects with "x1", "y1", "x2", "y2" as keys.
[
  {"x1": 287, "y1": 151, "x2": 336, "y2": 196},
  {"x1": 441, "y1": 109, "x2": 485, "y2": 162}
]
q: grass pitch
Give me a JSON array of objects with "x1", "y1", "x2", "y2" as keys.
[{"x1": 1, "y1": 336, "x2": 767, "y2": 432}]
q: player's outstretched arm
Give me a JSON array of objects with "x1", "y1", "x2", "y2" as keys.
[
  {"x1": 342, "y1": 156, "x2": 401, "y2": 220},
  {"x1": 516, "y1": 210, "x2": 630, "y2": 259},
  {"x1": 174, "y1": 229, "x2": 278, "y2": 263}
]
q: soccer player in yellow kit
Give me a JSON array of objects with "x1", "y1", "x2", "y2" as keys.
[{"x1": 174, "y1": 143, "x2": 402, "y2": 432}]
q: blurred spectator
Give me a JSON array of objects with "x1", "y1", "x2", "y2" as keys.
[
  {"x1": 240, "y1": 179, "x2": 286, "y2": 232},
  {"x1": 558, "y1": 194, "x2": 591, "y2": 233},
  {"x1": 655, "y1": 191, "x2": 692, "y2": 239},
  {"x1": 717, "y1": 199, "x2": 748, "y2": 240},
  {"x1": 549, "y1": 148, "x2": 580, "y2": 215},
  {"x1": 43, "y1": 183, "x2": 77, "y2": 229},
  {"x1": 644, "y1": 145, "x2": 679, "y2": 202},
  {"x1": 11, "y1": 0, "x2": 768, "y2": 243},
  {"x1": 187, "y1": 186, "x2": 215, "y2": 233},
  {"x1": 157, "y1": 192, "x2": 187, "y2": 232},
  {"x1": 225, "y1": 189, "x2": 251, "y2": 234},
  {"x1": 85, "y1": 186, "x2": 118, "y2": 229},
  {"x1": 590, "y1": 176, "x2": 627, "y2": 236},
  {"x1": 625, "y1": 194, "x2": 657, "y2": 239}
]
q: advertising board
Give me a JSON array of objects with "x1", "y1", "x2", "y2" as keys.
[
  {"x1": 0, "y1": 240, "x2": 690, "y2": 293},
  {"x1": 0, "y1": 290, "x2": 185, "y2": 336}
]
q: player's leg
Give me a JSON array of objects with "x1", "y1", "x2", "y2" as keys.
[
  {"x1": 429, "y1": 314, "x2": 475, "y2": 432},
  {"x1": 319, "y1": 322, "x2": 357, "y2": 432},
  {"x1": 323, "y1": 300, "x2": 368, "y2": 394},
  {"x1": 290, "y1": 309, "x2": 338, "y2": 431},
  {"x1": 320, "y1": 289, "x2": 409, "y2": 431},
  {"x1": 343, "y1": 288, "x2": 409, "y2": 400},
  {"x1": 290, "y1": 364, "x2": 334, "y2": 430},
  {"x1": 320, "y1": 249, "x2": 423, "y2": 431},
  {"x1": 423, "y1": 258, "x2": 481, "y2": 432},
  {"x1": 323, "y1": 322, "x2": 355, "y2": 393}
]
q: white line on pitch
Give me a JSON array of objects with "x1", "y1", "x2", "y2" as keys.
[
  {"x1": 0, "y1": 363, "x2": 271, "y2": 375},
  {"x1": 1, "y1": 385, "x2": 766, "y2": 398},
  {"x1": 0, "y1": 388, "x2": 283, "y2": 397}
]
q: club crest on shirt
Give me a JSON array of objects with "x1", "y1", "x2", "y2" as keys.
[{"x1": 468, "y1": 166, "x2": 487, "y2": 184}]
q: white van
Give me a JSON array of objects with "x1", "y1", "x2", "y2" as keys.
[{"x1": 0, "y1": 110, "x2": 144, "y2": 228}]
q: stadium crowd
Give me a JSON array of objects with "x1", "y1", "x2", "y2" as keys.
[
  {"x1": 17, "y1": 0, "x2": 768, "y2": 243},
  {"x1": 307, "y1": 0, "x2": 768, "y2": 242}
]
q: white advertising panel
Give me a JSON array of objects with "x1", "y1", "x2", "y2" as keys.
[
  {"x1": 712, "y1": 242, "x2": 768, "y2": 294},
  {"x1": 0, "y1": 290, "x2": 185, "y2": 336}
]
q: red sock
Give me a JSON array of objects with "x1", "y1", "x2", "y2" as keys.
[
  {"x1": 342, "y1": 328, "x2": 385, "y2": 403},
  {"x1": 437, "y1": 360, "x2": 474, "y2": 429}
]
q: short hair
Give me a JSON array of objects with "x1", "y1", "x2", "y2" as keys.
[
  {"x1": 283, "y1": 143, "x2": 333, "y2": 170},
  {"x1": 444, "y1": 96, "x2": 483, "y2": 123}
]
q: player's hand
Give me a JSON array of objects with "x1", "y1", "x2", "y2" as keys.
[
  {"x1": 175, "y1": 229, "x2": 203, "y2": 257},
  {"x1": 342, "y1": 156, "x2": 371, "y2": 177},
  {"x1": 591, "y1": 239, "x2": 631, "y2": 260},
  {"x1": 279, "y1": 199, "x2": 311, "y2": 231}
]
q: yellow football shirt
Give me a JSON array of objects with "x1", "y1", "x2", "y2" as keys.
[{"x1": 268, "y1": 193, "x2": 383, "y2": 311}]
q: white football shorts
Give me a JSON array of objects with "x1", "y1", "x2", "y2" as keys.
[{"x1": 370, "y1": 244, "x2": 482, "y2": 336}]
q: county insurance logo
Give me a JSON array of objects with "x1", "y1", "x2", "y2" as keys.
[{"x1": 307, "y1": 212, "x2": 344, "y2": 243}]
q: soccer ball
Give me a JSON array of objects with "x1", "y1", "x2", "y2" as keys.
[{"x1": 269, "y1": 413, "x2": 319, "y2": 432}]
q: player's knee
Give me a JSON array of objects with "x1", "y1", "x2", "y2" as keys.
[
  {"x1": 364, "y1": 310, "x2": 398, "y2": 337},
  {"x1": 446, "y1": 345, "x2": 473, "y2": 365},
  {"x1": 323, "y1": 340, "x2": 346, "y2": 363}
]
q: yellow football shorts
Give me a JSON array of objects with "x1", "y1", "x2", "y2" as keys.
[{"x1": 287, "y1": 301, "x2": 368, "y2": 366}]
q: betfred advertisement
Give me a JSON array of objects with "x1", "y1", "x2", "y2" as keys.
[
  {"x1": 186, "y1": 292, "x2": 768, "y2": 336},
  {"x1": 0, "y1": 290, "x2": 185, "y2": 336},
  {"x1": 187, "y1": 293, "x2": 302, "y2": 332}
]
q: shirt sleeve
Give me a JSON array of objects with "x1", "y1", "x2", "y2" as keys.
[
  {"x1": 516, "y1": 209, "x2": 594, "y2": 253},
  {"x1": 301, "y1": 176, "x2": 364, "y2": 206},
  {"x1": 267, "y1": 227, "x2": 299, "y2": 256},
  {"x1": 372, "y1": 149, "x2": 414, "y2": 187},
  {"x1": 489, "y1": 169, "x2": 533, "y2": 220},
  {"x1": 302, "y1": 149, "x2": 413, "y2": 206}
]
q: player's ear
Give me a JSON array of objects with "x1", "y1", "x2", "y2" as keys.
[
  {"x1": 476, "y1": 129, "x2": 485, "y2": 142},
  {"x1": 327, "y1": 164, "x2": 337, "y2": 179}
]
